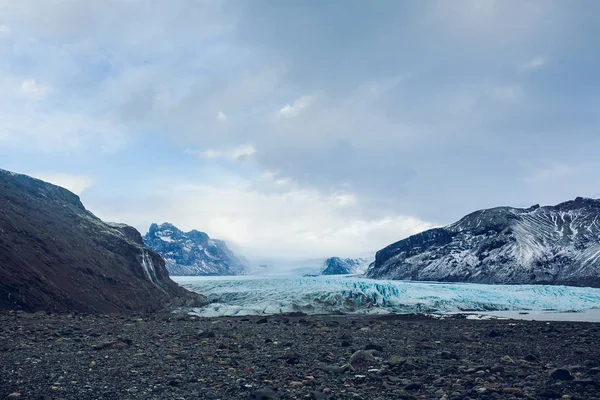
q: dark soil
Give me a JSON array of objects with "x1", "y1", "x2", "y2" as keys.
[{"x1": 1, "y1": 311, "x2": 599, "y2": 400}]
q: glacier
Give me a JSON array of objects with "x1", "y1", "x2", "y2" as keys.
[{"x1": 173, "y1": 275, "x2": 600, "y2": 318}]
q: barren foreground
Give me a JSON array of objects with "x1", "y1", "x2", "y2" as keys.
[{"x1": 1, "y1": 312, "x2": 599, "y2": 400}]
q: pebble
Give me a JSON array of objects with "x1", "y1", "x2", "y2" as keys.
[
  {"x1": 248, "y1": 388, "x2": 278, "y2": 399},
  {"x1": 550, "y1": 368, "x2": 574, "y2": 381}
]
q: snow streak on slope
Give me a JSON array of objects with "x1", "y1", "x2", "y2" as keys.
[{"x1": 173, "y1": 276, "x2": 600, "y2": 317}]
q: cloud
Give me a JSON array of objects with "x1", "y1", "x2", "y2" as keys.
[
  {"x1": 279, "y1": 95, "x2": 315, "y2": 117},
  {"x1": 0, "y1": 24, "x2": 10, "y2": 36},
  {"x1": 32, "y1": 172, "x2": 94, "y2": 195},
  {"x1": 520, "y1": 56, "x2": 546, "y2": 70},
  {"x1": 20, "y1": 79, "x2": 49, "y2": 98},
  {"x1": 1, "y1": 0, "x2": 599, "y2": 260},
  {"x1": 89, "y1": 171, "x2": 434, "y2": 259},
  {"x1": 186, "y1": 144, "x2": 257, "y2": 160}
]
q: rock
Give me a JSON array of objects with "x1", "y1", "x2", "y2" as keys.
[
  {"x1": 440, "y1": 351, "x2": 459, "y2": 360},
  {"x1": 284, "y1": 351, "x2": 300, "y2": 364},
  {"x1": 341, "y1": 340, "x2": 351, "y2": 347},
  {"x1": 488, "y1": 330, "x2": 502, "y2": 338},
  {"x1": 93, "y1": 339, "x2": 131, "y2": 350},
  {"x1": 310, "y1": 390, "x2": 327, "y2": 400},
  {"x1": 404, "y1": 382, "x2": 423, "y2": 391},
  {"x1": 256, "y1": 318, "x2": 268, "y2": 324},
  {"x1": 537, "y1": 389, "x2": 561, "y2": 398},
  {"x1": 524, "y1": 354, "x2": 538, "y2": 362},
  {"x1": 388, "y1": 355, "x2": 407, "y2": 366},
  {"x1": 588, "y1": 367, "x2": 600, "y2": 375},
  {"x1": 323, "y1": 365, "x2": 349, "y2": 374},
  {"x1": 550, "y1": 368, "x2": 573, "y2": 381},
  {"x1": 8, "y1": 393, "x2": 21, "y2": 398},
  {"x1": 500, "y1": 355, "x2": 514, "y2": 364},
  {"x1": 350, "y1": 350, "x2": 378, "y2": 371},
  {"x1": 365, "y1": 343, "x2": 383, "y2": 352},
  {"x1": 572, "y1": 379, "x2": 596, "y2": 386},
  {"x1": 196, "y1": 330, "x2": 215, "y2": 339},
  {"x1": 248, "y1": 388, "x2": 278, "y2": 399},
  {"x1": 490, "y1": 364, "x2": 505, "y2": 373}
]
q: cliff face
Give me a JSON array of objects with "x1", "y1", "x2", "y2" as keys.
[
  {"x1": 367, "y1": 198, "x2": 600, "y2": 287},
  {"x1": 0, "y1": 169, "x2": 205, "y2": 313}
]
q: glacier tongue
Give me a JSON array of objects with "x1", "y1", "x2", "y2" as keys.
[{"x1": 172, "y1": 276, "x2": 600, "y2": 318}]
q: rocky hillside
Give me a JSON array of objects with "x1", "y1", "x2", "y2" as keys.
[
  {"x1": 321, "y1": 257, "x2": 369, "y2": 275},
  {"x1": 0, "y1": 169, "x2": 205, "y2": 313},
  {"x1": 367, "y1": 197, "x2": 600, "y2": 287},
  {"x1": 143, "y1": 223, "x2": 247, "y2": 276}
]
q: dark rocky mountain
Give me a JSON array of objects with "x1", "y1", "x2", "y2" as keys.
[
  {"x1": 321, "y1": 257, "x2": 369, "y2": 275},
  {"x1": 0, "y1": 169, "x2": 205, "y2": 313},
  {"x1": 143, "y1": 223, "x2": 247, "y2": 276},
  {"x1": 367, "y1": 197, "x2": 600, "y2": 287}
]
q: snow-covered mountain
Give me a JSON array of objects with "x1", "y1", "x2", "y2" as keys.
[
  {"x1": 366, "y1": 197, "x2": 600, "y2": 287},
  {"x1": 143, "y1": 223, "x2": 247, "y2": 276},
  {"x1": 321, "y1": 257, "x2": 370, "y2": 275}
]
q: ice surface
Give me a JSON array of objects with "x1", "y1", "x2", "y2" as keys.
[{"x1": 172, "y1": 275, "x2": 600, "y2": 318}]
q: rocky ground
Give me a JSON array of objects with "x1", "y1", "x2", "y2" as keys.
[{"x1": 1, "y1": 311, "x2": 599, "y2": 400}]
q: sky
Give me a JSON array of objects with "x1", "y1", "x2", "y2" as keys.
[{"x1": 1, "y1": 0, "x2": 600, "y2": 260}]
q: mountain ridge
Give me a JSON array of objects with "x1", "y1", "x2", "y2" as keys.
[
  {"x1": 0, "y1": 168, "x2": 205, "y2": 313},
  {"x1": 366, "y1": 197, "x2": 600, "y2": 287}
]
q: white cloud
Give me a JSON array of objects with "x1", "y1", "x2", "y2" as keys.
[
  {"x1": 32, "y1": 172, "x2": 94, "y2": 195},
  {"x1": 90, "y1": 173, "x2": 434, "y2": 259},
  {"x1": 217, "y1": 111, "x2": 227, "y2": 121},
  {"x1": 20, "y1": 79, "x2": 49, "y2": 98},
  {"x1": 520, "y1": 56, "x2": 546, "y2": 70},
  {"x1": 0, "y1": 24, "x2": 10, "y2": 36},
  {"x1": 186, "y1": 144, "x2": 257, "y2": 160},
  {"x1": 279, "y1": 95, "x2": 315, "y2": 117}
]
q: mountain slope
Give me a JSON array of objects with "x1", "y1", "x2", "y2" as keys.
[
  {"x1": 367, "y1": 197, "x2": 600, "y2": 287},
  {"x1": 321, "y1": 257, "x2": 369, "y2": 275},
  {"x1": 143, "y1": 223, "x2": 247, "y2": 276},
  {"x1": 0, "y1": 169, "x2": 205, "y2": 313}
]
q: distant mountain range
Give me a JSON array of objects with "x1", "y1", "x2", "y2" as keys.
[
  {"x1": 143, "y1": 223, "x2": 247, "y2": 276},
  {"x1": 321, "y1": 257, "x2": 370, "y2": 275},
  {"x1": 0, "y1": 169, "x2": 204, "y2": 313},
  {"x1": 367, "y1": 197, "x2": 600, "y2": 287}
]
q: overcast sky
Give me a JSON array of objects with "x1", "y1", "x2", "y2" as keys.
[{"x1": 1, "y1": 0, "x2": 599, "y2": 259}]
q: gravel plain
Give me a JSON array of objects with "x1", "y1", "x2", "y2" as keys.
[{"x1": 1, "y1": 311, "x2": 600, "y2": 400}]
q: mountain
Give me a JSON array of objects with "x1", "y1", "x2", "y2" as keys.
[
  {"x1": 0, "y1": 169, "x2": 205, "y2": 313},
  {"x1": 143, "y1": 223, "x2": 247, "y2": 276},
  {"x1": 366, "y1": 197, "x2": 600, "y2": 287},
  {"x1": 321, "y1": 257, "x2": 369, "y2": 275}
]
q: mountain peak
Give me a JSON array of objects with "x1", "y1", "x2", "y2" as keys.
[{"x1": 143, "y1": 224, "x2": 245, "y2": 276}]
